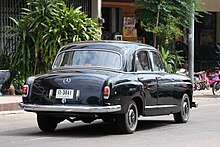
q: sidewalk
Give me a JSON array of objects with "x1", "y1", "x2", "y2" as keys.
[
  {"x1": 193, "y1": 89, "x2": 220, "y2": 105},
  {"x1": 0, "y1": 95, "x2": 22, "y2": 111},
  {"x1": 0, "y1": 89, "x2": 220, "y2": 112}
]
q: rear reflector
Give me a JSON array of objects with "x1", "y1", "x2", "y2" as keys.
[
  {"x1": 22, "y1": 85, "x2": 29, "y2": 97},
  {"x1": 103, "y1": 86, "x2": 110, "y2": 99}
]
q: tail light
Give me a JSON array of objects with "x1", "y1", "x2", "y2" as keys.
[
  {"x1": 103, "y1": 86, "x2": 110, "y2": 99},
  {"x1": 22, "y1": 85, "x2": 29, "y2": 97}
]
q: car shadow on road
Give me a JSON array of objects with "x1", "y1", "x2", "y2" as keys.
[
  {"x1": 136, "y1": 119, "x2": 174, "y2": 132},
  {"x1": 51, "y1": 119, "x2": 174, "y2": 136},
  {"x1": 0, "y1": 119, "x2": 174, "y2": 137}
]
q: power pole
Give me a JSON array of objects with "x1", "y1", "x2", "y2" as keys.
[{"x1": 188, "y1": 3, "x2": 195, "y2": 83}]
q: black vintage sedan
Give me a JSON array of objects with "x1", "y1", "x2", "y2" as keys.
[{"x1": 20, "y1": 41, "x2": 196, "y2": 134}]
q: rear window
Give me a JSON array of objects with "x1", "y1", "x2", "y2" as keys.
[{"x1": 53, "y1": 50, "x2": 122, "y2": 69}]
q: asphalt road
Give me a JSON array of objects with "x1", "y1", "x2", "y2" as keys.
[{"x1": 0, "y1": 100, "x2": 220, "y2": 147}]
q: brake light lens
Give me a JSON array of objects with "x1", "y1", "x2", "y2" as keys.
[
  {"x1": 22, "y1": 85, "x2": 29, "y2": 97},
  {"x1": 103, "y1": 86, "x2": 110, "y2": 99}
]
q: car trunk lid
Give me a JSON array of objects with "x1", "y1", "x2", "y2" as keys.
[{"x1": 30, "y1": 71, "x2": 111, "y2": 105}]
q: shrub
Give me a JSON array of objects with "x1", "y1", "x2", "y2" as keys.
[{"x1": 8, "y1": 0, "x2": 101, "y2": 84}]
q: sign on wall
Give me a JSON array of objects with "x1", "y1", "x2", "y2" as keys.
[
  {"x1": 123, "y1": 28, "x2": 137, "y2": 38},
  {"x1": 123, "y1": 17, "x2": 136, "y2": 27}
]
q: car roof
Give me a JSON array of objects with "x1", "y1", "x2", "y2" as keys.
[{"x1": 58, "y1": 40, "x2": 157, "y2": 53}]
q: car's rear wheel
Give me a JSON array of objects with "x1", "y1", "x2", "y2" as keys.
[
  {"x1": 115, "y1": 100, "x2": 138, "y2": 134},
  {"x1": 37, "y1": 114, "x2": 58, "y2": 132},
  {"x1": 173, "y1": 93, "x2": 190, "y2": 123}
]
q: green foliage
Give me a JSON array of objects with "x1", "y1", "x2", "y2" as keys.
[
  {"x1": 0, "y1": 48, "x2": 11, "y2": 71},
  {"x1": 160, "y1": 47, "x2": 184, "y2": 73},
  {"x1": 157, "y1": 16, "x2": 183, "y2": 49},
  {"x1": 7, "y1": 0, "x2": 101, "y2": 83},
  {"x1": 134, "y1": 0, "x2": 206, "y2": 48}
]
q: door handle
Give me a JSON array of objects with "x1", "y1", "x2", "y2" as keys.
[
  {"x1": 138, "y1": 77, "x2": 144, "y2": 81},
  {"x1": 156, "y1": 77, "x2": 161, "y2": 80}
]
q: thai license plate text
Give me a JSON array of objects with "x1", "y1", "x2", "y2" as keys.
[{"x1": 56, "y1": 89, "x2": 74, "y2": 99}]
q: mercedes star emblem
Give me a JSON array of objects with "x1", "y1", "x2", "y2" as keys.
[{"x1": 63, "y1": 78, "x2": 71, "y2": 84}]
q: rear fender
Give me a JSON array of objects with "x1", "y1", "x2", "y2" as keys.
[{"x1": 107, "y1": 81, "x2": 144, "y2": 114}]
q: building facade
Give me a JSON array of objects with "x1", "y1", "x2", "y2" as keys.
[
  {"x1": 1, "y1": 0, "x2": 220, "y2": 71},
  {"x1": 102, "y1": 0, "x2": 220, "y2": 71},
  {"x1": 204, "y1": 0, "x2": 220, "y2": 42},
  {"x1": 194, "y1": 0, "x2": 220, "y2": 71}
]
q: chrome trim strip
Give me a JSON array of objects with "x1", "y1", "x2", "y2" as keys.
[
  {"x1": 19, "y1": 103, "x2": 121, "y2": 113},
  {"x1": 145, "y1": 105, "x2": 177, "y2": 109}
]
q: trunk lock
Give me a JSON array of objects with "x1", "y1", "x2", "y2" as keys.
[{"x1": 61, "y1": 99, "x2": 67, "y2": 104}]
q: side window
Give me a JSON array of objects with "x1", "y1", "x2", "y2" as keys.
[
  {"x1": 150, "y1": 51, "x2": 165, "y2": 72},
  {"x1": 136, "y1": 51, "x2": 151, "y2": 71}
]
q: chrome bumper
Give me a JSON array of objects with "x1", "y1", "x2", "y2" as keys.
[
  {"x1": 19, "y1": 103, "x2": 121, "y2": 113},
  {"x1": 192, "y1": 101, "x2": 198, "y2": 108}
]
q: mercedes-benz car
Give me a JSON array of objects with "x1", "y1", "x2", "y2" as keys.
[{"x1": 20, "y1": 41, "x2": 197, "y2": 134}]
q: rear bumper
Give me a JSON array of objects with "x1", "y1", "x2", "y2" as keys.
[
  {"x1": 19, "y1": 103, "x2": 121, "y2": 113},
  {"x1": 192, "y1": 101, "x2": 198, "y2": 108}
]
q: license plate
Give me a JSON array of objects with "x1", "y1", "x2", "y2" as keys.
[{"x1": 56, "y1": 89, "x2": 74, "y2": 99}]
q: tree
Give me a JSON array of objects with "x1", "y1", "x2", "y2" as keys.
[
  {"x1": 7, "y1": 0, "x2": 101, "y2": 85},
  {"x1": 160, "y1": 47, "x2": 184, "y2": 73},
  {"x1": 134, "y1": 0, "x2": 206, "y2": 48}
]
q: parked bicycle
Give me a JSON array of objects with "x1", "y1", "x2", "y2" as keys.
[
  {"x1": 194, "y1": 71, "x2": 210, "y2": 91},
  {"x1": 176, "y1": 70, "x2": 210, "y2": 91},
  {"x1": 212, "y1": 80, "x2": 220, "y2": 95},
  {"x1": 211, "y1": 72, "x2": 220, "y2": 95}
]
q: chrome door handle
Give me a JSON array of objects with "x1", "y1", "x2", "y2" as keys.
[
  {"x1": 156, "y1": 77, "x2": 161, "y2": 80},
  {"x1": 138, "y1": 77, "x2": 144, "y2": 81}
]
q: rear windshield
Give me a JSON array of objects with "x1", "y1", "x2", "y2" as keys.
[{"x1": 52, "y1": 50, "x2": 122, "y2": 69}]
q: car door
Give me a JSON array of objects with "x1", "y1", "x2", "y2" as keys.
[
  {"x1": 149, "y1": 51, "x2": 175, "y2": 110},
  {"x1": 135, "y1": 50, "x2": 158, "y2": 114}
]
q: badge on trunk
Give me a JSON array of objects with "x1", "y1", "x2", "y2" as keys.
[{"x1": 63, "y1": 78, "x2": 71, "y2": 84}]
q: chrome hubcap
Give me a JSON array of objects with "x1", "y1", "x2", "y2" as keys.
[
  {"x1": 182, "y1": 101, "x2": 189, "y2": 120},
  {"x1": 128, "y1": 107, "x2": 136, "y2": 129}
]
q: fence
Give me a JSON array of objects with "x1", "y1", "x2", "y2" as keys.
[
  {"x1": 0, "y1": 0, "x2": 91, "y2": 54},
  {"x1": 0, "y1": 0, "x2": 26, "y2": 53}
]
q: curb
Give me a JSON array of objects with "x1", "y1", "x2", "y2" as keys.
[
  {"x1": 0, "y1": 102, "x2": 21, "y2": 111},
  {"x1": 0, "y1": 110, "x2": 25, "y2": 115}
]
